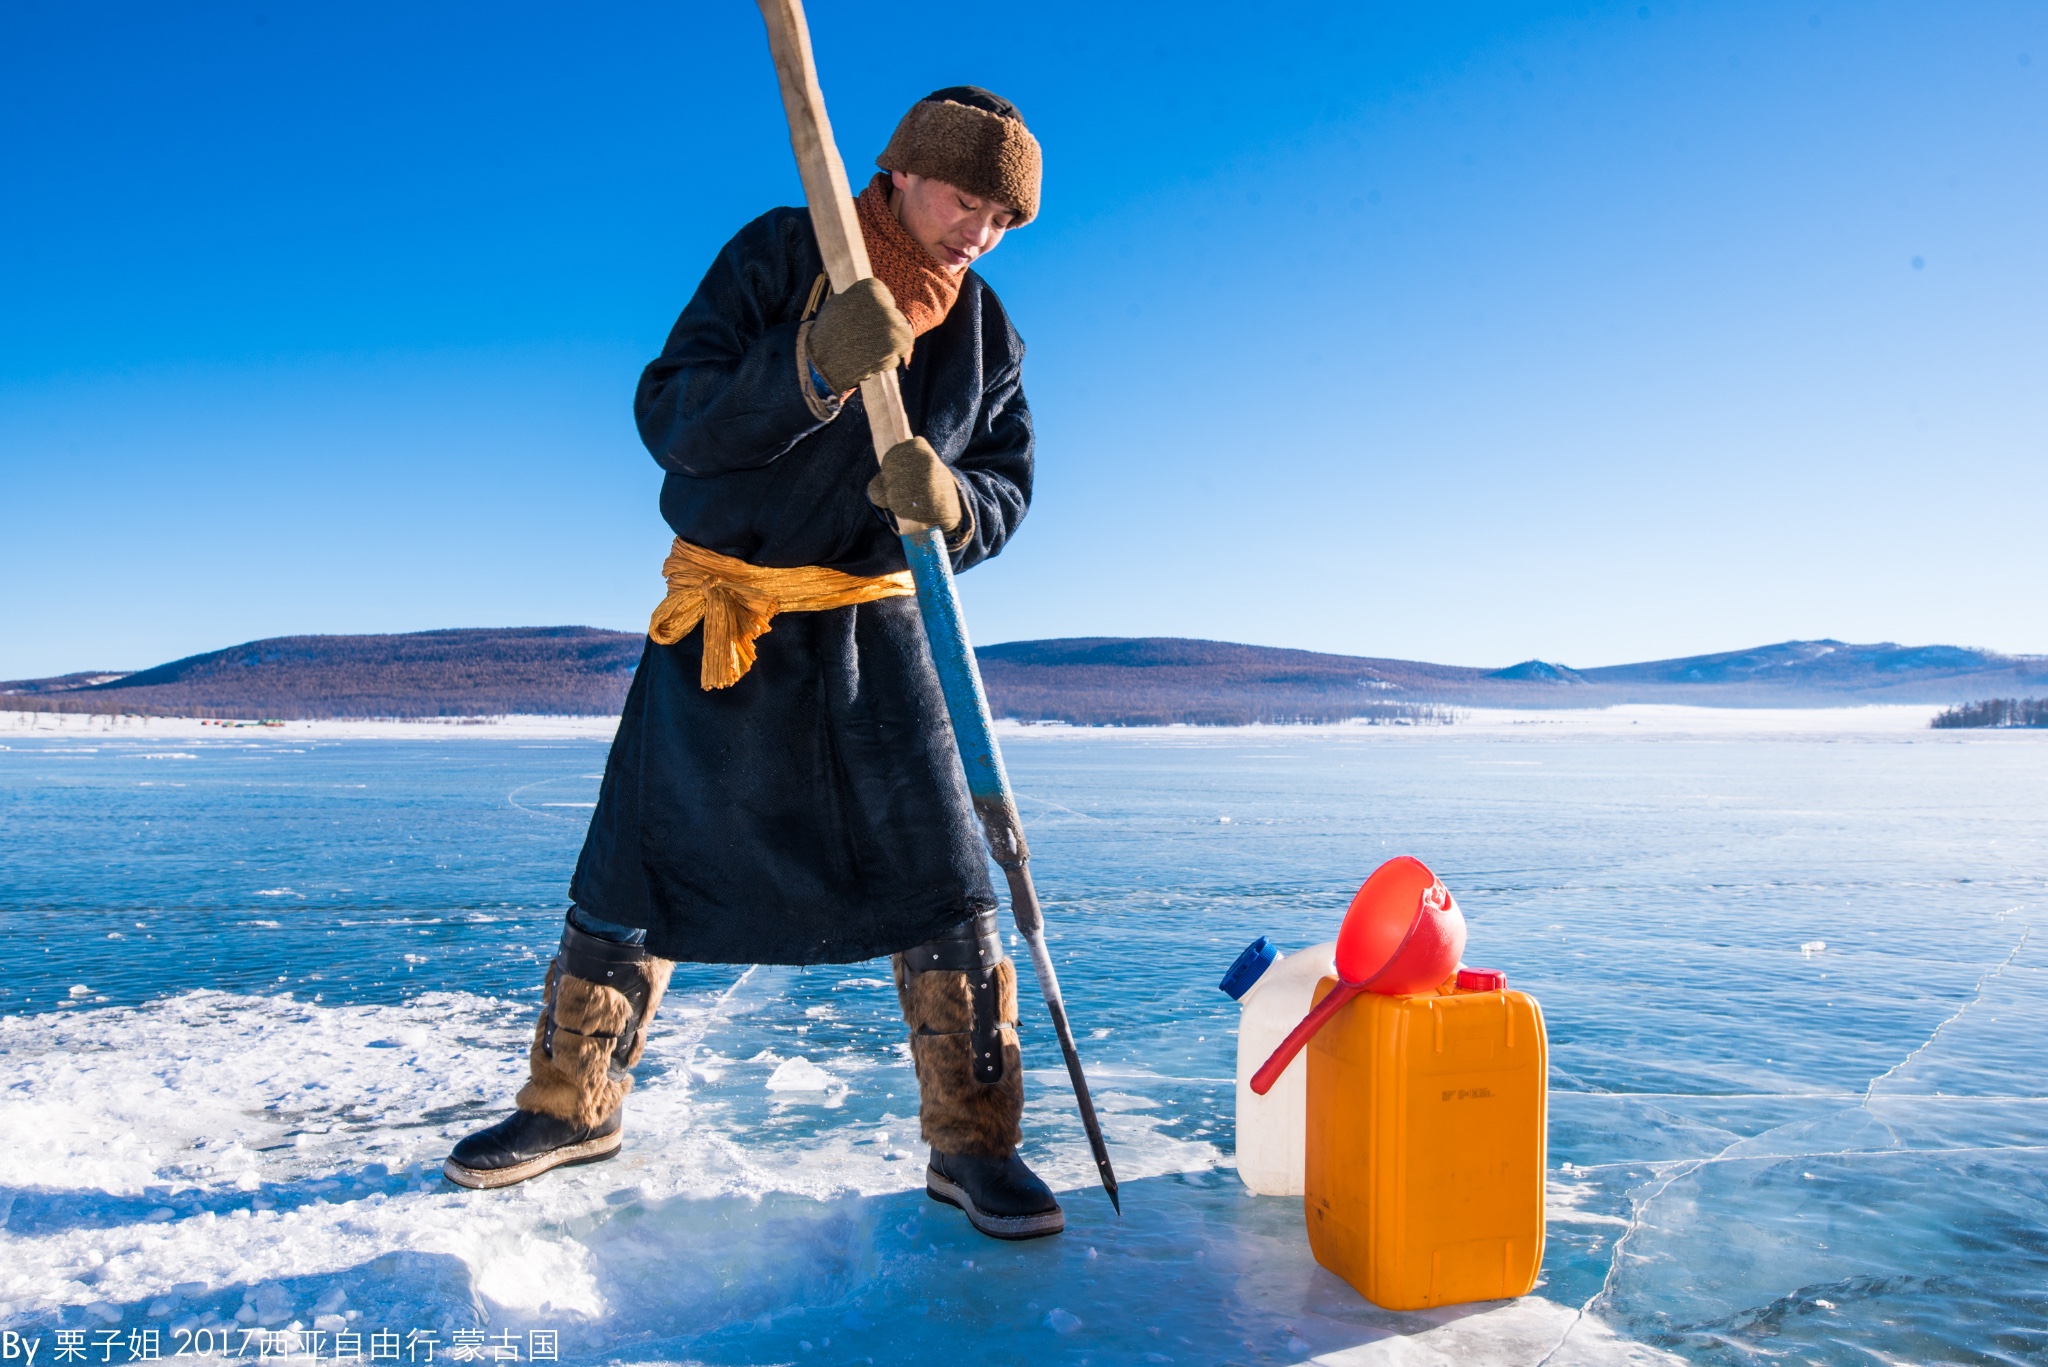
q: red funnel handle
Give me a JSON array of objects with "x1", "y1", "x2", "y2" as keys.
[
  {"x1": 1249, "y1": 981, "x2": 1362, "y2": 1095},
  {"x1": 1251, "y1": 875, "x2": 1439, "y2": 1094}
]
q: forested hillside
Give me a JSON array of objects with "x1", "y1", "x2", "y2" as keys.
[
  {"x1": 1, "y1": 628, "x2": 642, "y2": 719},
  {"x1": 6, "y1": 631, "x2": 2042, "y2": 722}
]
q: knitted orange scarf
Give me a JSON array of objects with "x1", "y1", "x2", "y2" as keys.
[{"x1": 855, "y1": 172, "x2": 962, "y2": 338}]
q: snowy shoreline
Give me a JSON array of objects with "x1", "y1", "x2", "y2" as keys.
[{"x1": 0, "y1": 702, "x2": 1959, "y2": 744}]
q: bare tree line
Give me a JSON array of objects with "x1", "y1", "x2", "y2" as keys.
[{"x1": 1931, "y1": 698, "x2": 2048, "y2": 729}]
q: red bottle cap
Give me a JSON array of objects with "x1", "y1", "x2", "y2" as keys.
[{"x1": 1455, "y1": 967, "x2": 1507, "y2": 991}]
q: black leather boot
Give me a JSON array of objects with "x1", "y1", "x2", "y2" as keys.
[
  {"x1": 926, "y1": 1149, "x2": 1065, "y2": 1240},
  {"x1": 896, "y1": 913, "x2": 1063, "y2": 1240},
  {"x1": 444, "y1": 1109, "x2": 624, "y2": 1189},
  {"x1": 443, "y1": 913, "x2": 669, "y2": 1190}
]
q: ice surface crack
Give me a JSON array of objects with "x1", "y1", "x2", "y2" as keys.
[
  {"x1": 1545, "y1": 921, "x2": 2036, "y2": 1364},
  {"x1": 676, "y1": 965, "x2": 760, "y2": 1084},
  {"x1": 1861, "y1": 925, "x2": 2029, "y2": 1105}
]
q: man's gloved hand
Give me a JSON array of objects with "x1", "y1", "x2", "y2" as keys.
[
  {"x1": 807, "y1": 277, "x2": 914, "y2": 393},
  {"x1": 868, "y1": 437, "x2": 964, "y2": 533}
]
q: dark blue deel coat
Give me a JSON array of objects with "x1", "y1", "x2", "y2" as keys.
[{"x1": 569, "y1": 207, "x2": 1033, "y2": 965}]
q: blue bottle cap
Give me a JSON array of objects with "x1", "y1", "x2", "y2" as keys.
[{"x1": 1219, "y1": 936, "x2": 1280, "y2": 1000}]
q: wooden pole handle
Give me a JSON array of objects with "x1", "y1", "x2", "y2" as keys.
[{"x1": 757, "y1": 0, "x2": 919, "y2": 469}]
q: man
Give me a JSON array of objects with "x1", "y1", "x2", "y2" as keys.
[{"x1": 444, "y1": 87, "x2": 1060, "y2": 1240}]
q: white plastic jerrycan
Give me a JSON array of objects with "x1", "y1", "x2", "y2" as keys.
[{"x1": 1221, "y1": 935, "x2": 1339, "y2": 1195}]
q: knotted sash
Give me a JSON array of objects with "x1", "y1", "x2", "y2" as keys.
[{"x1": 647, "y1": 538, "x2": 915, "y2": 690}]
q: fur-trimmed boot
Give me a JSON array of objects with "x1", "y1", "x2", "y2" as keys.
[
  {"x1": 443, "y1": 913, "x2": 672, "y2": 1190},
  {"x1": 895, "y1": 910, "x2": 1064, "y2": 1240}
]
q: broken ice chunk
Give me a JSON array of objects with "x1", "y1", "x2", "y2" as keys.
[{"x1": 765, "y1": 1057, "x2": 836, "y2": 1091}]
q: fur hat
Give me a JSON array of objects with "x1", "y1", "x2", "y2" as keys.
[{"x1": 877, "y1": 86, "x2": 1041, "y2": 225}]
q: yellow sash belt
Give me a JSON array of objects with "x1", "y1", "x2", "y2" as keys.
[{"x1": 648, "y1": 538, "x2": 916, "y2": 690}]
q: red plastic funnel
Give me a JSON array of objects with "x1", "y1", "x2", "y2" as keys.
[
  {"x1": 1336, "y1": 855, "x2": 1466, "y2": 996},
  {"x1": 1248, "y1": 856, "x2": 1467, "y2": 1095}
]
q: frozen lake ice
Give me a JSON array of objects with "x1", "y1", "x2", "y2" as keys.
[{"x1": 1, "y1": 707, "x2": 2043, "y2": 1364}]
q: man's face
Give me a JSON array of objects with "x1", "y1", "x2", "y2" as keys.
[{"x1": 890, "y1": 170, "x2": 1017, "y2": 271}]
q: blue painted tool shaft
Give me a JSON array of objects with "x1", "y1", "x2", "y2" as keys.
[
  {"x1": 899, "y1": 529, "x2": 1013, "y2": 810},
  {"x1": 901, "y1": 527, "x2": 1121, "y2": 1210}
]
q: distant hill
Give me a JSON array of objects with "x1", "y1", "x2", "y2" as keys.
[
  {"x1": 1571, "y1": 640, "x2": 2039, "y2": 699},
  {"x1": 975, "y1": 638, "x2": 1467, "y2": 725},
  {"x1": 1, "y1": 628, "x2": 642, "y2": 719},
  {"x1": 4, "y1": 629, "x2": 2042, "y2": 723},
  {"x1": 976, "y1": 637, "x2": 2048, "y2": 722}
]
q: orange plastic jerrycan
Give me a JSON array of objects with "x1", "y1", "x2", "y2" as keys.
[{"x1": 1304, "y1": 969, "x2": 1548, "y2": 1311}]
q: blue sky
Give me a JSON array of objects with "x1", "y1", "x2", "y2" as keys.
[{"x1": 2, "y1": 1, "x2": 2042, "y2": 679}]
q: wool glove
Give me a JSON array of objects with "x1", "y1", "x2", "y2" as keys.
[
  {"x1": 868, "y1": 437, "x2": 964, "y2": 533},
  {"x1": 806, "y1": 277, "x2": 914, "y2": 394}
]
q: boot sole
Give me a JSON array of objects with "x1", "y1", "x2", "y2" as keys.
[
  {"x1": 926, "y1": 1170, "x2": 1066, "y2": 1240},
  {"x1": 441, "y1": 1129, "x2": 623, "y2": 1190}
]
